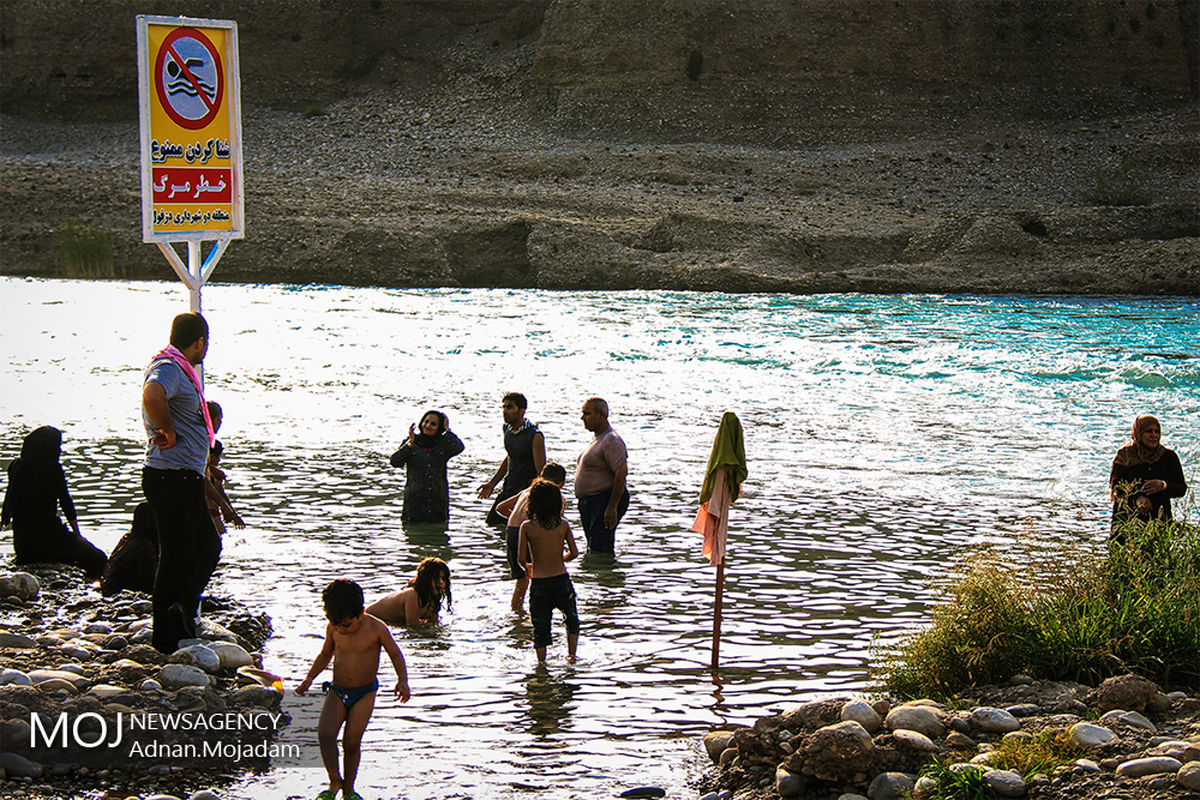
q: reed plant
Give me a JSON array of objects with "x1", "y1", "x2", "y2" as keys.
[
  {"x1": 56, "y1": 221, "x2": 120, "y2": 279},
  {"x1": 875, "y1": 514, "x2": 1200, "y2": 699}
]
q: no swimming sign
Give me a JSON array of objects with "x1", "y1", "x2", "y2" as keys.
[{"x1": 137, "y1": 16, "x2": 244, "y2": 243}]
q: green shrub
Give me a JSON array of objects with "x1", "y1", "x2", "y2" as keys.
[
  {"x1": 875, "y1": 516, "x2": 1200, "y2": 699},
  {"x1": 56, "y1": 221, "x2": 119, "y2": 278}
]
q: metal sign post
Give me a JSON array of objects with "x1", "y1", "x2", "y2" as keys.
[{"x1": 136, "y1": 15, "x2": 244, "y2": 312}]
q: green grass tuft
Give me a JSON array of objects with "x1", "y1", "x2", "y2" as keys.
[
  {"x1": 874, "y1": 514, "x2": 1200, "y2": 699},
  {"x1": 56, "y1": 221, "x2": 120, "y2": 279}
]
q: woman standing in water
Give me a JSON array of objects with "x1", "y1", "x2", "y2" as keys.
[
  {"x1": 1109, "y1": 415, "x2": 1188, "y2": 528},
  {"x1": 1, "y1": 426, "x2": 107, "y2": 578},
  {"x1": 390, "y1": 410, "x2": 465, "y2": 523}
]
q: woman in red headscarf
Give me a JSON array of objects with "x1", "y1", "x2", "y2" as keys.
[{"x1": 1109, "y1": 415, "x2": 1188, "y2": 528}]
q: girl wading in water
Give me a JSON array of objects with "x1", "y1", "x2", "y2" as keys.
[
  {"x1": 1109, "y1": 414, "x2": 1188, "y2": 532},
  {"x1": 390, "y1": 410, "x2": 464, "y2": 524}
]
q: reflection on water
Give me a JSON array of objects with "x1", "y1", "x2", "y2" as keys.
[{"x1": 0, "y1": 279, "x2": 1197, "y2": 799}]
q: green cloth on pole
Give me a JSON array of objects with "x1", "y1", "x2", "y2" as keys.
[{"x1": 698, "y1": 411, "x2": 747, "y2": 504}]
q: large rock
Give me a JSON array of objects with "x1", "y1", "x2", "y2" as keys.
[
  {"x1": 1100, "y1": 708, "x2": 1156, "y2": 732},
  {"x1": 1115, "y1": 756, "x2": 1182, "y2": 778},
  {"x1": 159, "y1": 664, "x2": 211, "y2": 689},
  {"x1": 205, "y1": 641, "x2": 254, "y2": 671},
  {"x1": 841, "y1": 699, "x2": 882, "y2": 733},
  {"x1": 984, "y1": 769, "x2": 1027, "y2": 797},
  {"x1": 170, "y1": 644, "x2": 222, "y2": 675},
  {"x1": 885, "y1": 705, "x2": 944, "y2": 739},
  {"x1": 1096, "y1": 673, "x2": 1159, "y2": 713},
  {"x1": 1178, "y1": 761, "x2": 1200, "y2": 791},
  {"x1": 27, "y1": 669, "x2": 89, "y2": 690},
  {"x1": 867, "y1": 771, "x2": 915, "y2": 800},
  {"x1": 787, "y1": 720, "x2": 875, "y2": 783},
  {"x1": 703, "y1": 730, "x2": 735, "y2": 762},
  {"x1": 0, "y1": 751, "x2": 43, "y2": 778},
  {"x1": 1067, "y1": 722, "x2": 1118, "y2": 749},
  {"x1": 0, "y1": 632, "x2": 37, "y2": 648},
  {"x1": 0, "y1": 573, "x2": 39, "y2": 602},
  {"x1": 969, "y1": 707, "x2": 1020, "y2": 733},
  {"x1": 775, "y1": 765, "x2": 805, "y2": 797}
]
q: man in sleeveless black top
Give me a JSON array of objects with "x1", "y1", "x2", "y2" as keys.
[{"x1": 478, "y1": 392, "x2": 546, "y2": 526}]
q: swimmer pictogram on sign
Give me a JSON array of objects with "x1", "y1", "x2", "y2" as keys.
[{"x1": 154, "y1": 27, "x2": 225, "y2": 130}]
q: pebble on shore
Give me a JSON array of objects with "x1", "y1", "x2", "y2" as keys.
[
  {"x1": 698, "y1": 674, "x2": 1200, "y2": 800},
  {"x1": 0, "y1": 564, "x2": 277, "y2": 799}
]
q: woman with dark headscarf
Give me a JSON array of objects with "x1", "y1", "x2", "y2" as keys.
[
  {"x1": 390, "y1": 410, "x2": 465, "y2": 523},
  {"x1": 1109, "y1": 415, "x2": 1188, "y2": 528},
  {"x1": 1, "y1": 426, "x2": 107, "y2": 578}
]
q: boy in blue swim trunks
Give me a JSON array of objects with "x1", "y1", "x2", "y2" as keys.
[
  {"x1": 517, "y1": 479, "x2": 581, "y2": 662},
  {"x1": 297, "y1": 578, "x2": 411, "y2": 800}
]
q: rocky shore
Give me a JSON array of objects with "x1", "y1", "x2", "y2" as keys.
[
  {"x1": 0, "y1": 565, "x2": 279, "y2": 800},
  {"x1": 697, "y1": 676, "x2": 1200, "y2": 800}
]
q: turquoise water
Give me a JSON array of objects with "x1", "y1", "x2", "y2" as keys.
[{"x1": 1, "y1": 278, "x2": 1196, "y2": 799}]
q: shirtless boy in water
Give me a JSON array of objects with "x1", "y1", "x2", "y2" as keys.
[
  {"x1": 496, "y1": 462, "x2": 567, "y2": 613},
  {"x1": 366, "y1": 557, "x2": 452, "y2": 627},
  {"x1": 517, "y1": 479, "x2": 581, "y2": 662},
  {"x1": 297, "y1": 579, "x2": 410, "y2": 800}
]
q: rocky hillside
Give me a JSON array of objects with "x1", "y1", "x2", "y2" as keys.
[{"x1": 1, "y1": 0, "x2": 1198, "y2": 294}]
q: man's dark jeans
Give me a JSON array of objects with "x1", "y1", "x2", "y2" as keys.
[{"x1": 142, "y1": 467, "x2": 221, "y2": 653}]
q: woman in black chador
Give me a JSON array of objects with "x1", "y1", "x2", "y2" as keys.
[
  {"x1": 1109, "y1": 415, "x2": 1188, "y2": 529},
  {"x1": 1, "y1": 426, "x2": 106, "y2": 578},
  {"x1": 390, "y1": 410, "x2": 465, "y2": 523}
]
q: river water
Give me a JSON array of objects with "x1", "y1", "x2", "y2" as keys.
[{"x1": 1, "y1": 277, "x2": 1196, "y2": 800}]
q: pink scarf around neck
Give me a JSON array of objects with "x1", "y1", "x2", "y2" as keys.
[{"x1": 155, "y1": 344, "x2": 215, "y2": 447}]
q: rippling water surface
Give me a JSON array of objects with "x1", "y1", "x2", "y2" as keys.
[{"x1": 1, "y1": 278, "x2": 1196, "y2": 799}]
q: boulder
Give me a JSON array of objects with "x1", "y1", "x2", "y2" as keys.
[
  {"x1": 1099, "y1": 709, "x2": 1155, "y2": 732},
  {"x1": 703, "y1": 730, "x2": 735, "y2": 762},
  {"x1": 170, "y1": 644, "x2": 221, "y2": 674},
  {"x1": 1067, "y1": 722, "x2": 1117, "y2": 748},
  {"x1": 205, "y1": 641, "x2": 254, "y2": 671},
  {"x1": 841, "y1": 699, "x2": 882, "y2": 733},
  {"x1": 787, "y1": 720, "x2": 874, "y2": 783},
  {"x1": 0, "y1": 573, "x2": 39, "y2": 602},
  {"x1": 969, "y1": 706, "x2": 1020, "y2": 733},
  {"x1": 0, "y1": 632, "x2": 37, "y2": 648},
  {"x1": 1178, "y1": 761, "x2": 1200, "y2": 791},
  {"x1": 1115, "y1": 756, "x2": 1182, "y2": 778},
  {"x1": 885, "y1": 705, "x2": 944, "y2": 738},
  {"x1": 867, "y1": 771, "x2": 915, "y2": 800},
  {"x1": 0, "y1": 751, "x2": 42, "y2": 778},
  {"x1": 775, "y1": 765, "x2": 805, "y2": 797},
  {"x1": 159, "y1": 664, "x2": 211, "y2": 689},
  {"x1": 892, "y1": 729, "x2": 937, "y2": 752},
  {"x1": 1096, "y1": 673, "x2": 1159, "y2": 713},
  {"x1": 984, "y1": 769, "x2": 1027, "y2": 797}
]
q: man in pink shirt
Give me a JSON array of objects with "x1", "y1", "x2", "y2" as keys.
[{"x1": 575, "y1": 397, "x2": 629, "y2": 555}]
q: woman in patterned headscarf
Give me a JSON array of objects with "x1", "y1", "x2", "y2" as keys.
[
  {"x1": 1109, "y1": 415, "x2": 1188, "y2": 528},
  {"x1": 1, "y1": 426, "x2": 106, "y2": 578},
  {"x1": 390, "y1": 411, "x2": 465, "y2": 523}
]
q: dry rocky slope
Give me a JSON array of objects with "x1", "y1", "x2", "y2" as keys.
[{"x1": 2, "y1": 0, "x2": 1198, "y2": 295}]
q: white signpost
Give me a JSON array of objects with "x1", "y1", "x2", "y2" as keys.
[{"x1": 136, "y1": 15, "x2": 244, "y2": 313}]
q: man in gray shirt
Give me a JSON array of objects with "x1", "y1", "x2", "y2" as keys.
[{"x1": 141, "y1": 312, "x2": 221, "y2": 653}]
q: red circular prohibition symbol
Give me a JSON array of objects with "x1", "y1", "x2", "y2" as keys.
[{"x1": 154, "y1": 27, "x2": 225, "y2": 130}]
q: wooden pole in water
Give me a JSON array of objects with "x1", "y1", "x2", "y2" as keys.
[{"x1": 711, "y1": 562, "x2": 724, "y2": 669}]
